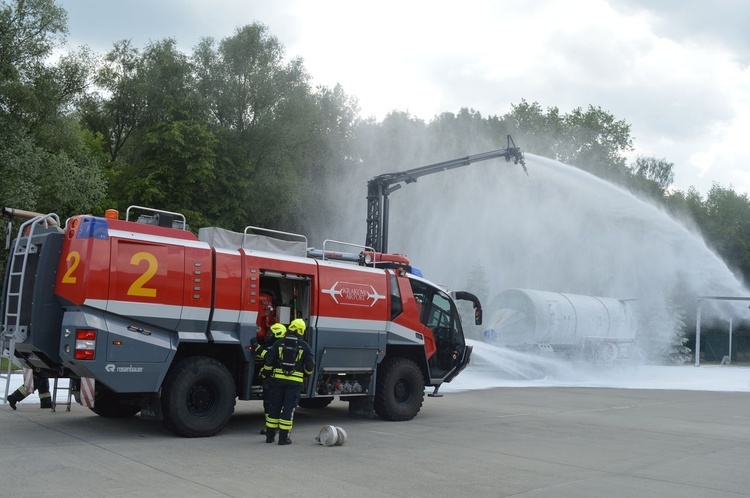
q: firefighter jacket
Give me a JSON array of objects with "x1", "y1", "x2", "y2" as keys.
[
  {"x1": 253, "y1": 337, "x2": 274, "y2": 361},
  {"x1": 263, "y1": 336, "x2": 315, "y2": 384}
]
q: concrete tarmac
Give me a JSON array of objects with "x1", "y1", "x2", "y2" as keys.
[{"x1": 2, "y1": 387, "x2": 749, "y2": 497}]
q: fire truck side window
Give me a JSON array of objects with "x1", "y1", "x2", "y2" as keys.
[
  {"x1": 389, "y1": 273, "x2": 403, "y2": 320},
  {"x1": 407, "y1": 279, "x2": 461, "y2": 338},
  {"x1": 408, "y1": 281, "x2": 466, "y2": 376},
  {"x1": 426, "y1": 293, "x2": 451, "y2": 330},
  {"x1": 408, "y1": 279, "x2": 430, "y2": 326}
]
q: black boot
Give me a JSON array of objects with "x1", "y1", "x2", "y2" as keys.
[
  {"x1": 278, "y1": 430, "x2": 292, "y2": 445},
  {"x1": 265, "y1": 428, "x2": 276, "y2": 443},
  {"x1": 7, "y1": 389, "x2": 26, "y2": 410},
  {"x1": 39, "y1": 393, "x2": 52, "y2": 409}
]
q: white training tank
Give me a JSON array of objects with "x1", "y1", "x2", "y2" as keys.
[{"x1": 483, "y1": 288, "x2": 637, "y2": 347}]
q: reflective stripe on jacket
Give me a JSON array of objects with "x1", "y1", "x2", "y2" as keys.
[{"x1": 264, "y1": 337, "x2": 315, "y2": 384}]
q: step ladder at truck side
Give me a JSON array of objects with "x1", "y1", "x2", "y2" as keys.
[{"x1": 51, "y1": 378, "x2": 72, "y2": 412}]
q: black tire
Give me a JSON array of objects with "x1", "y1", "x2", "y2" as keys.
[
  {"x1": 89, "y1": 388, "x2": 141, "y2": 418},
  {"x1": 374, "y1": 357, "x2": 424, "y2": 421},
  {"x1": 161, "y1": 356, "x2": 236, "y2": 438},
  {"x1": 298, "y1": 397, "x2": 334, "y2": 409}
]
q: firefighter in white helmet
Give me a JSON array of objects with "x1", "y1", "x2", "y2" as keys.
[{"x1": 263, "y1": 318, "x2": 314, "y2": 445}]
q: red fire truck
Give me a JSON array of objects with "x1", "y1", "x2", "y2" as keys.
[{"x1": 1, "y1": 206, "x2": 479, "y2": 437}]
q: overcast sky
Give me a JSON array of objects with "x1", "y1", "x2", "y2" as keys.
[{"x1": 56, "y1": 0, "x2": 750, "y2": 197}]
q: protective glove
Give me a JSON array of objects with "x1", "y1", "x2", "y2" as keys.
[{"x1": 250, "y1": 337, "x2": 258, "y2": 348}]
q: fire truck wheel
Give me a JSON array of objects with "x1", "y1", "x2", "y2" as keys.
[
  {"x1": 161, "y1": 356, "x2": 236, "y2": 438},
  {"x1": 90, "y1": 388, "x2": 141, "y2": 418},
  {"x1": 298, "y1": 397, "x2": 334, "y2": 409},
  {"x1": 374, "y1": 357, "x2": 424, "y2": 421}
]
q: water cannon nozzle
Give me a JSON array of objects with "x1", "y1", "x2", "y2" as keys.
[{"x1": 516, "y1": 150, "x2": 528, "y2": 175}]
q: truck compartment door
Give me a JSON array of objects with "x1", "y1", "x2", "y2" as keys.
[{"x1": 315, "y1": 346, "x2": 378, "y2": 396}]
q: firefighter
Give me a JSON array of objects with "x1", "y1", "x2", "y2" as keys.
[
  {"x1": 263, "y1": 318, "x2": 315, "y2": 445},
  {"x1": 288, "y1": 318, "x2": 307, "y2": 339},
  {"x1": 252, "y1": 322, "x2": 287, "y2": 434},
  {"x1": 7, "y1": 374, "x2": 52, "y2": 410}
]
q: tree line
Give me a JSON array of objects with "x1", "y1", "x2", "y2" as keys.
[{"x1": 1, "y1": 0, "x2": 749, "y2": 291}]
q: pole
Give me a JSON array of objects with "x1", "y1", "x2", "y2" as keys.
[
  {"x1": 728, "y1": 318, "x2": 733, "y2": 365},
  {"x1": 694, "y1": 299, "x2": 702, "y2": 367}
]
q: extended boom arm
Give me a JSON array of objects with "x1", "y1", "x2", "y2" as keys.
[{"x1": 365, "y1": 134, "x2": 526, "y2": 253}]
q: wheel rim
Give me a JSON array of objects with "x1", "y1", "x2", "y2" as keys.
[
  {"x1": 187, "y1": 381, "x2": 217, "y2": 417},
  {"x1": 394, "y1": 378, "x2": 411, "y2": 404}
]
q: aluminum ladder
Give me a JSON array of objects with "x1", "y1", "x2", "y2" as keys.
[
  {"x1": 1, "y1": 214, "x2": 60, "y2": 405},
  {"x1": 51, "y1": 378, "x2": 73, "y2": 412}
]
